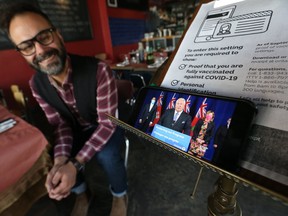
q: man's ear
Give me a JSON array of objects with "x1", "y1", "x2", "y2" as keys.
[{"x1": 55, "y1": 28, "x2": 64, "y2": 42}]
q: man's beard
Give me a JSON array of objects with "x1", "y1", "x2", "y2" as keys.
[{"x1": 30, "y1": 42, "x2": 67, "y2": 76}]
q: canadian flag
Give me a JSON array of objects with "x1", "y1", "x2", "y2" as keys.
[
  {"x1": 191, "y1": 98, "x2": 208, "y2": 129},
  {"x1": 151, "y1": 91, "x2": 164, "y2": 126}
]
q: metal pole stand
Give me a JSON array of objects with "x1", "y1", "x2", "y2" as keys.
[{"x1": 208, "y1": 175, "x2": 242, "y2": 216}]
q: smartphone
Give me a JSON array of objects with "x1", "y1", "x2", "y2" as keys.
[{"x1": 128, "y1": 86, "x2": 257, "y2": 172}]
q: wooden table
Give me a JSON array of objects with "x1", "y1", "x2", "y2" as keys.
[
  {"x1": 110, "y1": 63, "x2": 158, "y2": 73},
  {"x1": 0, "y1": 105, "x2": 51, "y2": 215},
  {"x1": 110, "y1": 63, "x2": 160, "y2": 88}
]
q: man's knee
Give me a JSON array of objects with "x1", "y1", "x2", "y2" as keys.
[{"x1": 96, "y1": 146, "x2": 122, "y2": 166}]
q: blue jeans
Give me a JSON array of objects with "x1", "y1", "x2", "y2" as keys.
[{"x1": 71, "y1": 126, "x2": 127, "y2": 196}]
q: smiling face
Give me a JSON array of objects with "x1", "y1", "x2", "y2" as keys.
[{"x1": 8, "y1": 12, "x2": 67, "y2": 76}]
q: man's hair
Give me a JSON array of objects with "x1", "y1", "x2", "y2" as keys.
[
  {"x1": 176, "y1": 98, "x2": 186, "y2": 103},
  {"x1": 0, "y1": 2, "x2": 54, "y2": 36}
]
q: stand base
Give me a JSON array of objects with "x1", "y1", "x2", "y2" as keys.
[
  {"x1": 208, "y1": 194, "x2": 242, "y2": 216},
  {"x1": 207, "y1": 176, "x2": 242, "y2": 216}
]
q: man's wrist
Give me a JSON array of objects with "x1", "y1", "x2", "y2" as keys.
[
  {"x1": 54, "y1": 156, "x2": 69, "y2": 166},
  {"x1": 69, "y1": 158, "x2": 85, "y2": 172}
]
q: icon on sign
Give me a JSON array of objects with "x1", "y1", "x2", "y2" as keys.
[
  {"x1": 178, "y1": 64, "x2": 187, "y2": 70},
  {"x1": 171, "y1": 80, "x2": 180, "y2": 86}
]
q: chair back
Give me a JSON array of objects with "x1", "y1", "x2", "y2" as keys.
[
  {"x1": 116, "y1": 79, "x2": 134, "y2": 101},
  {"x1": 10, "y1": 85, "x2": 20, "y2": 94},
  {"x1": 115, "y1": 79, "x2": 133, "y2": 169},
  {"x1": 115, "y1": 79, "x2": 134, "y2": 122},
  {"x1": 129, "y1": 74, "x2": 146, "y2": 88},
  {"x1": 13, "y1": 91, "x2": 27, "y2": 108}
]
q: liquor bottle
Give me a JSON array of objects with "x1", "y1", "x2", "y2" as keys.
[
  {"x1": 138, "y1": 42, "x2": 144, "y2": 63},
  {"x1": 146, "y1": 47, "x2": 154, "y2": 65}
]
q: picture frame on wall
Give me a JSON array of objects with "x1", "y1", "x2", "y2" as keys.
[{"x1": 107, "y1": 0, "x2": 118, "y2": 7}]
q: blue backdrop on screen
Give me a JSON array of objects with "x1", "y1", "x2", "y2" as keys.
[{"x1": 134, "y1": 89, "x2": 237, "y2": 161}]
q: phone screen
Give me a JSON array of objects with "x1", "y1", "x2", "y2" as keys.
[{"x1": 129, "y1": 86, "x2": 257, "y2": 172}]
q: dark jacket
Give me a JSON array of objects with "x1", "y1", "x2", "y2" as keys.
[
  {"x1": 158, "y1": 109, "x2": 192, "y2": 135},
  {"x1": 139, "y1": 102, "x2": 156, "y2": 132},
  {"x1": 33, "y1": 54, "x2": 99, "y2": 128}
]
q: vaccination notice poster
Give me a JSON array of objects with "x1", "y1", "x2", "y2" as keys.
[{"x1": 161, "y1": 0, "x2": 288, "y2": 187}]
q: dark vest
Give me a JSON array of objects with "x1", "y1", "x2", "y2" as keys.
[{"x1": 33, "y1": 54, "x2": 99, "y2": 128}]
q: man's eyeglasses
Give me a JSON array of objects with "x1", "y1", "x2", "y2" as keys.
[{"x1": 15, "y1": 27, "x2": 56, "y2": 56}]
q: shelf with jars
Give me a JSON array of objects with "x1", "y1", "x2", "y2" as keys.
[
  {"x1": 141, "y1": 35, "x2": 182, "y2": 54},
  {"x1": 148, "y1": 0, "x2": 200, "y2": 36}
]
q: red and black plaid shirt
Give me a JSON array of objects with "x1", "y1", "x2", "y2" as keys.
[{"x1": 30, "y1": 56, "x2": 117, "y2": 163}]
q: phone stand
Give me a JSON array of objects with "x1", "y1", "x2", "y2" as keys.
[
  {"x1": 190, "y1": 167, "x2": 242, "y2": 215},
  {"x1": 208, "y1": 176, "x2": 242, "y2": 216},
  {"x1": 107, "y1": 115, "x2": 288, "y2": 212}
]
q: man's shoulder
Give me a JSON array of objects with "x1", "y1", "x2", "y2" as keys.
[
  {"x1": 31, "y1": 71, "x2": 48, "y2": 86},
  {"x1": 163, "y1": 109, "x2": 174, "y2": 116},
  {"x1": 180, "y1": 111, "x2": 190, "y2": 116},
  {"x1": 69, "y1": 54, "x2": 101, "y2": 77},
  {"x1": 69, "y1": 53, "x2": 94, "y2": 59},
  {"x1": 69, "y1": 53, "x2": 99, "y2": 64},
  {"x1": 182, "y1": 112, "x2": 192, "y2": 120},
  {"x1": 69, "y1": 54, "x2": 110, "y2": 74},
  {"x1": 29, "y1": 74, "x2": 37, "y2": 86}
]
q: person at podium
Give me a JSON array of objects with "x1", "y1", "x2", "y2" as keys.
[{"x1": 158, "y1": 98, "x2": 192, "y2": 135}]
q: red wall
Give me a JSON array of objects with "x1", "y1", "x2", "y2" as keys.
[{"x1": 0, "y1": 1, "x2": 146, "y2": 108}]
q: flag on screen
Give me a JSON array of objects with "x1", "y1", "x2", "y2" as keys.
[
  {"x1": 151, "y1": 91, "x2": 164, "y2": 126},
  {"x1": 191, "y1": 98, "x2": 208, "y2": 128},
  {"x1": 166, "y1": 93, "x2": 176, "y2": 110},
  {"x1": 184, "y1": 95, "x2": 191, "y2": 113}
]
